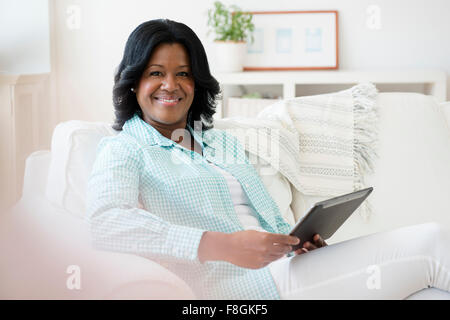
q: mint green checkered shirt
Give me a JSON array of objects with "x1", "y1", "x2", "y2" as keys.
[{"x1": 86, "y1": 113, "x2": 292, "y2": 299}]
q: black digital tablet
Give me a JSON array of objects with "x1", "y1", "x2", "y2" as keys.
[{"x1": 289, "y1": 187, "x2": 373, "y2": 251}]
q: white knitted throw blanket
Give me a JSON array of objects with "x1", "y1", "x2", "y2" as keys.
[{"x1": 214, "y1": 83, "x2": 379, "y2": 220}]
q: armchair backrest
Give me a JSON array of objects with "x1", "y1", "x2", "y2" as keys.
[
  {"x1": 45, "y1": 121, "x2": 117, "y2": 218},
  {"x1": 42, "y1": 119, "x2": 297, "y2": 225}
]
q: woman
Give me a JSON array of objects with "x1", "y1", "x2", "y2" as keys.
[{"x1": 87, "y1": 19, "x2": 450, "y2": 300}]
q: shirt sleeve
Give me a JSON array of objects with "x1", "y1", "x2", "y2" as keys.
[{"x1": 85, "y1": 136, "x2": 206, "y2": 264}]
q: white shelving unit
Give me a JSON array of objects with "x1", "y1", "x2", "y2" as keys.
[{"x1": 215, "y1": 70, "x2": 447, "y2": 118}]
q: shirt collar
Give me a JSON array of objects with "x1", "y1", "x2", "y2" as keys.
[{"x1": 122, "y1": 113, "x2": 214, "y2": 150}]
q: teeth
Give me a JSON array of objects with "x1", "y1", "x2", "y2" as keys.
[{"x1": 159, "y1": 98, "x2": 179, "y2": 103}]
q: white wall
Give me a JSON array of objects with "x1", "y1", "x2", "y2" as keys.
[
  {"x1": 48, "y1": 0, "x2": 450, "y2": 123},
  {"x1": 0, "y1": 0, "x2": 50, "y2": 74}
]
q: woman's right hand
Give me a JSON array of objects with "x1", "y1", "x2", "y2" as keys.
[{"x1": 198, "y1": 230, "x2": 300, "y2": 269}]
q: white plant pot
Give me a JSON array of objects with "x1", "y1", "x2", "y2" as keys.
[{"x1": 214, "y1": 41, "x2": 247, "y2": 73}]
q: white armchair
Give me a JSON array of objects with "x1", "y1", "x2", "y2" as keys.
[
  {"x1": 0, "y1": 150, "x2": 196, "y2": 299},
  {"x1": 1, "y1": 92, "x2": 450, "y2": 299}
]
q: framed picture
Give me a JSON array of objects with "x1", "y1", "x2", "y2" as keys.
[{"x1": 244, "y1": 11, "x2": 339, "y2": 71}]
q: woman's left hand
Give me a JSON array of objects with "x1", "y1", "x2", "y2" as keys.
[{"x1": 294, "y1": 233, "x2": 327, "y2": 255}]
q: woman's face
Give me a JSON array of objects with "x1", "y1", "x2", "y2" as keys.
[{"x1": 135, "y1": 42, "x2": 195, "y2": 130}]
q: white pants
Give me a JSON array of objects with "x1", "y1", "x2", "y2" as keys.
[{"x1": 269, "y1": 222, "x2": 450, "y2": 299}]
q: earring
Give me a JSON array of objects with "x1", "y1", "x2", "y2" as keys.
[{"x1": 131, "y1": 88, "x2": 135, "y2": 92}]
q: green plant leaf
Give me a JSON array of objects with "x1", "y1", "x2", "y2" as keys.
[{"x1": 206, "y1": 1, "x2": 254, "y2": 42}]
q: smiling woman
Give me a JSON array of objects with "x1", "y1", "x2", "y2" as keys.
[
  {"x1": 88, "y1": 19, "x2": 305, "y2": 300},
  {"x1": 86, "y1": 19, "x2": 450, "y2": 301},
  {"x1": 112, "y1": 19, "x2": 220, "y2": 134}
]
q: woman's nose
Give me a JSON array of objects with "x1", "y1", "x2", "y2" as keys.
[{"x1": 160, "y1": 74, "x2": 178, "y2": 91}]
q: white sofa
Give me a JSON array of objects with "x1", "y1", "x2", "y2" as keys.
[{"x1": 1, "y1": 92, "x2": 450, "y2": 299}]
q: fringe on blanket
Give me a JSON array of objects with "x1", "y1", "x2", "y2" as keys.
[{"x1": 352, "y1": 83, "x2": 379, "y2": 221}]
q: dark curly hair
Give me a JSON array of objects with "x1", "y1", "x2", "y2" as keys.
[{"x1": 112, "y1": 19, "x2": 220, "y2": 131}]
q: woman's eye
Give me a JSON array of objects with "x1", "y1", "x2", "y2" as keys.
[
  {"x1": 149, "y1": 71, "x2": 162, "y2": 76},
  {"x1": 177, "y1": 72, "x2": 189, "y2": 77}
]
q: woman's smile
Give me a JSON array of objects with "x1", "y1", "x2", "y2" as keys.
[{"x1": 153, "y1": 95, "x2": 183, "y2": 107}]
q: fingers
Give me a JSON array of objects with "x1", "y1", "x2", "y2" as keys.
[
  {"x1": 268, "y1": 233, "x2": 300, "y2": 246},
  {"x1": 313, "y1": 234, "x2": 327, "y2": 247},
  {"x1": 270, "y1": 244, "x2": 292, "y2": 256},
  {"x1": 294, "y1": 248, "x2": 308, "y2": 255},
  {"x1": 303, "y1": 241, "x2": 317, "y2": 251},
  {"x1": 278, "y1": 234, "x2": 326, "y2": 249},
  {"x1": 242, "y1": 231, "x2": 302, "y2": 265},
  {"x1": 266, "y1": 235, "x2": 296, "y2": 259},
  {"x1": 269, "y1": 233, "x2": 325, "y2": 248},
  {"x1": 302, "y1": 234, "x2": 327, "y2": 252}
]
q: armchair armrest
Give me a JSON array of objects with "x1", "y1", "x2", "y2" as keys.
[
  {"x1": 21, "y1": 150, "x2": 51, "y2": 199},
  {"x1": 0, "y1": 196, "x2": 195, "y2": 299}
]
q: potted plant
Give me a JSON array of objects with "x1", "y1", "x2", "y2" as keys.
[{"x1": 207, "y1": 1, "x2": 254, "y2": 72}]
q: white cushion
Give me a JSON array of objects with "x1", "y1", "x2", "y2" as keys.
[
  {"x1": 248, "y1": 157, "x2": 295, "y2": 226},
  {"x1": 45, "y1": 121, "x2": 117, "y2": 218},
  {"x1": 328, "y1": 93, "x2": 450, "y2": 243}
]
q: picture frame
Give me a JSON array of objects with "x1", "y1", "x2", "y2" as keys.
[{"x1": 244, "y1": 11, "x2": 339, "y2": 71}]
